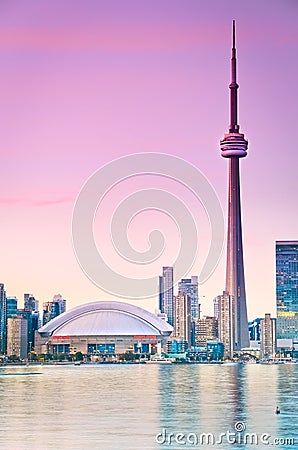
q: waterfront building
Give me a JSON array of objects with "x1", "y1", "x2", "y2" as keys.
[
  {"x1": 276, "y1": 241, "x2": 298, "y2": 340},
  {"x1": 0, "y1": 283, "x2": 7, "y2": 354},
  {"x1": 178, "y1": 276, "x2": 200, "y2": 321},
  {"x1": 35, "y1": 301, "x2": 173, "y2": 356},
  {"x1": 275, "y1": 339, "x2": 298, "y2": 358},
  {"x1": 172, "y1": 291, "x2": 191, "y2": 347},
  {"x1": 195, "y1": 316, "x2": 218, "y2": 347},
  {"x1": 260, "y1": 313, "x2": 276, "y2": 358},
  {"x1": 7, "y1": 316, "x2": 28, "y2": 359},
  {"x1": 207, "y1": 342, "x2": 224, "y2": 361},
  {"x1": 165, "y1": 340, "x2": 188, "y2": 354},
  {"x1": 43, "y1": 294, "x2": 66, "y2": 325},
  {"x1": 219, "y1": 21, "x2": 250, "y2": 355},
  {"x1": 159, "y1": 267, "x2": 174, "y2": 326},
  {"x1": 241, "y1": 342, "x2": 261, "y2": 360},
  {"x1": 276, "y1": 313, "x2": 298, "y2": 341}
]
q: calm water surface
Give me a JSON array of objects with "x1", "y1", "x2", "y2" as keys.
[{"x1": 0, "y1": 364, "x2": 297, "y2": 449}]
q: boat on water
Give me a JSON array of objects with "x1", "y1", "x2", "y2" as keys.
[
  {"x1": 238, "y1": 360, "x2": 257, "y2": 364},
  {"x1": 146, "y1": 357, "x2": 172, "y2": 365},
  {"x1": 260, "y1": 358, "x2": 297, "y2": 365},
  {"x1": 0, "y1": 372, "x2": 42, "y2": 376},
  {"x1": 223, "y1": 361, "x2": 238, "y2": 365}
]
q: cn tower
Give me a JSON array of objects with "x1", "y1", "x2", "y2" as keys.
[{"x1": 220, "y1": 21, "x2": 250, "y2": 352}]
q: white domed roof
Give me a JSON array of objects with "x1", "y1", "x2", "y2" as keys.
[{"x1": 38, "y1": 301, "x2": 173, "y2": 337}]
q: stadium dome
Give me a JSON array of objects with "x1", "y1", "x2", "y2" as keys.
[{"x1": 38, "y1": 301, "x2": 173, "y2": 337}]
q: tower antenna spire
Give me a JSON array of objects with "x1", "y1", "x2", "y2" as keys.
[{"x1": 229, "y1": 19, "x2": 239, "y2": 133}]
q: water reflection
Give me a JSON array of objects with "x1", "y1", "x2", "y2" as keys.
[
  {"x1": 0, "y1": 365, "x2": 161, "y2": 450},
  {"x1": 277, "y1": 365, "x2": 298, "y2": 443},
  {"x1": 157, "y1": 365, "x2": 249, "y2": 449},
  {"x1": 0, "y1": 364, "x2": 297, "y2": 450},
  {"x1": 157, "y1": 364, "x2": 297, "y2": 449}
]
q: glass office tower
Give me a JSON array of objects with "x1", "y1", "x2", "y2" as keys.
[{"x1": 276, "y1": 241, "x2": 298, "y2": 340}]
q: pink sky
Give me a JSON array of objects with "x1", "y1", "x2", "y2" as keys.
[{"x1": 1, "y1": 0, "x2": 298, "y2": 319}]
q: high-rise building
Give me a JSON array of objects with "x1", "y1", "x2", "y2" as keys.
[
  {"x1": 6, "y1": 296, "x2": 18, "y2": 318},
  {"x1": 217, "y1": 291, "x2": 234, "y2": 358},
  {"x1": 7, "y1": 316, "x2": 28, "y2": 359},
  {"x1": 43, "y1": 294, "x2": 66, "y2": 325},
  {"x1": 276, "y1": 241, "x2": 298, "y2": 340},
  {"x1": 52, "y1": 294, "x2": 66, "y2": 314},
  {"x1": 213, "y1": 296, "x2": 219, "y2": 320},
  {"x1": 248, "y1": 318, "x2": 262, "y2": 342},
  {"x1": 195, "y1": 316, "x2": 218, "y2": 347},
  {"x1": 178, "y1": 276, "x2": 200, "y2": 320},
  {"x1": 43, "y1": 302, "x2": 53, "y2": 325},
  {"x1": 159, "y1": 267, "x2": 174, "y2": 326},
  {"x1": 158, "y1": 276, "x2": 164, "y2": 313},
  {"x1": 260, "y1": 313, "x2": 276, "y2": 358},
  {"x1": 24, "y1": 294, "x2": 39, "y2": 312},
  {"x1": 219, "y1": 21, "x2": 249, "y2": 355},
  {"x1": 0, "y1": 283, "x2": 7, "y2": 354},
  {"x1": 18, "y1": 309, "x2": 40, "y2": 351},
  {"x1": 22, "y1": 294, "x2": 40, "y2": 350},
  {"x1": 173, "y1": 291, "x2": 191, "y2": 347}
]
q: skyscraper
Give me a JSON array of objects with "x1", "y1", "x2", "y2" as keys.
[
  {"x1": 24, "y1": 293, "x2": 39, "y2": 313},
  {"x1": 178, "y1": 276, "x2": 200, "y2": 320},
  {"x1": 159, "y1": 267, "x2": 174, "y2": 326},
  {"x1": 248, "y1": 318, "x2": 262, "y2": 342},
  {"x1": 173, "y1": 291, "x2": 191, "y2": 347},
  {"x1": 158, "y1": 276, "x2": 164, "y2": 313},
  {"x1": 217, "y1": 291, "x2": 234, "y2": 358},
  {"x1": 260, "y1": 313, "x2": 276, "y2": 358},
  {"x1": 213, "y1": 296, "x2": 220, "y2": 320},
  {"x1": 19, "y1": 308, "x2": 40, "y2": 352},
  {"x1": 52, "y1": 294, "x2": 66, "y2": 315},
  {"x1": 219, "y1": 21, "x2": 249, "y2": 354},
  {"x1": 7, "y1": 316, "x2": 28, "y2": 360},
  {"x1": 42, "y1": 294, "x2": 67, "y2": 325},
  {"x1": 195, "y1": 316, "x2": 218, "y2": 347},
  {"x1": 276, "y1": 241, "x2": 298, "y2": 340},
  {"x1": 0, "y1": 283, "x2": 7, "y2": 354},
  {"x1": 18, "y1": 293, "x2": 40, "y2": 352},
  {"x1": 6, "y1": 296, "x2": 18, "y2": 318}
]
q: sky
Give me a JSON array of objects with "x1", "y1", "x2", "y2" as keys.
[{"x1": 0, "y1": 0, "x2": 298, "y2": 320}]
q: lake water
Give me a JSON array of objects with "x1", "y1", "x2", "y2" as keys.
[{"x1": 0, "y1": 364, "x2": 297, "y2": 449}]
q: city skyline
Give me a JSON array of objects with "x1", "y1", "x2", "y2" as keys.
[{"x1": 1, "y1": 1, "x2": 298, "y2": 319}]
